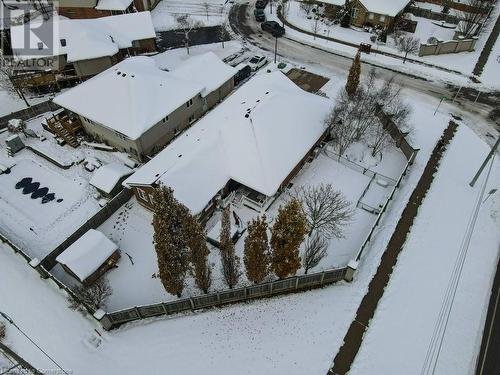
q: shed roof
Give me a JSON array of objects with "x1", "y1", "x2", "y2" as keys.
[
  {"x1": 56, "y1": 229, "x2": 118, "y2": 282},
  {"x1": 90, "y1": 163, "x2": 133, "y2": 194}
]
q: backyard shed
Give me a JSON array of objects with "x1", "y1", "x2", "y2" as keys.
[
  {"x1": 56, "y1": 229, "x2": 120, "y2": 285},
  {"x1": 90, "y1": 163, "x2": 133, "y2": 198}
]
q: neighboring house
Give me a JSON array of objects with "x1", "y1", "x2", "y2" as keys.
[
  {"x1": 9, "y1": 12, "x2": 157, "y2": 79},
  {"x1": 124, "y1": 71, "x2": 332, "y2": 221},
  {"x1": 170, "y1": 52, "x2": 237, "y2": 112},
  {"x1": 56, "y1": 229, "x2": 120, "y2": 286},
  {"x1": 57, "y1": 0, "x2": 159, "y2": 19},
  {"x1": 53, "y1": 54, "x2": 237, "y2": 161},
  {"x1": 89, "y1": 163, "x2": 133, "y2": 198},
  {"x1": 349, "y1": 0, "x2": 412, "y2": 28}
]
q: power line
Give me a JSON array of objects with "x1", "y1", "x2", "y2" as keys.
[{"x1": 421, "y1": 153, "x2": 496, "y2": 375}]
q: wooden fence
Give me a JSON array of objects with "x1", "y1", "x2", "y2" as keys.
[
  {"x1": 0, "y1": 100, "x2": 60, "y2": 128},
  {"x1": 408, "y1": 6, "x2": 460, "y2": 24},
  {"x1": 101, "y1": 266, "x2": 349, "y2": 330},
  {"x1": 41, "y1": 188, "x2": 133, "y2": 270}
]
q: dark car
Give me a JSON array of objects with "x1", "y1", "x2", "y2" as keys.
[
  {"x1": 234, "y1": 63, "x2": 251, "y2": 85},
  {"x1": 255, "y1": 0, "x2": 268, "y2": 9},
  {"x1": 261, "y1": 21, "x2": 285, "y2": 37},
  {"x1": 254, "y1": 8, "x2": 265, "y2": 22}
]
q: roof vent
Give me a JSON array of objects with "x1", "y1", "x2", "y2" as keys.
[
  {"x1": 245, "y1": 114, "x2": 250, "y2": 118},
  {"x1": 122, "y1": 73, "x2": 126, "y2": 77},
  {"x1": 178, "y1": 154, "x2": 182, "y2": 158}
]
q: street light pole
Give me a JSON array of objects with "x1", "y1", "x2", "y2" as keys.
[
  {"x1": 0, "y1": 311, "x2": 69, "y2": 375},
  {"x1": 274, "y1": 35, "x2": 278, "y2": 64}
]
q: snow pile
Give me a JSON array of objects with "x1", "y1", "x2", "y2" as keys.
[
  {"x1": 170, "y1": 52, "x2": 238, "y2": 97},
  {"x1": 95, "y1": 0, "x2": 133, "y2": 11},
  {"x1": 10, "y1": 12, "x2": 155, "y2": 62},
  {"x1": 89, "y1": 163, "x2": 133, "y2": 195},
  {"x1": 125, "y1": 71, "x2": 333, "y2": 214},
  {"x1": 56, "y1": 229, "x2": 118, "y2": 282},
  {"x1": 53, "y1": 56, "x2": 204, "y2": 140}
]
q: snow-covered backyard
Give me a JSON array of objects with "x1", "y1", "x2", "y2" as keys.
[
  {"x1": 0, "y1": 112, "x2": 136, "y2": 260},
  {"x1": 151, "y1": 0, "x2": 228, "y2": 31}
]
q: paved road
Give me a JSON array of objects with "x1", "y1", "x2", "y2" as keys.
[
  {"x1": 475, "y1": 256, "x2": 500, "y2": 375},
  {"x1": 228, "y1": 1, "x2": 499, "y2": 141}
]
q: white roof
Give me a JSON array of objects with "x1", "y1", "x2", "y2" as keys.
[
  {"x1": 125, "y1": 71, "x2": 332, "y2": 214},
  {"x1": 358, "y1": 0, "x2": 411, "y2": 17},
  {"x1": 170, "y1": 52, "x2": 237, "y2": 97},
  {"x1": 10, "y1": 12, "x2": 155, "y2": 62},
  {"x1": 89, "y1": 163, "x2": 133, "y2": 194},
  {"x1": 53, "y1": 56, "x2": 204, "y2": 139},
  {"x1": 319, "y1": 0, "x2": 346, "y2": 6},
  {"x1": 56, "y1": 229, "x2": 118, "y2": 282},
  {"x1": 96, "y1": 0, "x2": 133, "y2": 11}
]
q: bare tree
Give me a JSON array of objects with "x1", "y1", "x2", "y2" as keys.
[
  {"x1": 219, "y1": 22, "x2": 231, "y2": 48},
  {"x1": 457, "y1": 0, "x2": 492, "y2": 38},
  {"x1": 302, "y1": 232, "x2": 328, "y2": 274},
  {"x1": 292, "y1": 184, "x2": 353, "y2": 239},
  {"x1": 69, "y1": 277, "x2": 113, "y2": 312},
  {"x1": 0, "y1": 66, "x2": 29, "y2": 107},
  {"x1": 176, "y1": 14, "x2": 203, "y2": 55},
  {"x1": 300, "y1": 0, "x2": 314, "y2": 14},
  {"x1": 203, "y1": 2, "x2": 210, "y2": 21},
  {"x1": 397, "y1": 35, "x2": 420, "y2": 63}
]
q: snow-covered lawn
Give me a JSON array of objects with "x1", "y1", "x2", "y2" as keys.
[
  {"x1": 0, "y1": 112, "x2": 136, "y2": 259},
  {"x1": 350, "y1": 124, "x2": 500, "y2": 375},
  {"x1": 152, "y1": 40, "x2": 246, "y2": 70},
  {"x1": 151, "y1": 0, "x2": 228, "y2": 31}
]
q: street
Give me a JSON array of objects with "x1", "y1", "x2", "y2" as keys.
[{"x1": 228, "y1": 1, "x2": 499, "y2": 143}]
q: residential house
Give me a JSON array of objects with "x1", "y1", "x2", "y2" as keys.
[
  {"x1": 169, "y1": 51, "x2": 237, "y2": 112},
  {"x1": 53, "y1": 54, "x2": 237, "y2": 161},
  {"x1": 56, "y1": 229, "x2": 120, "y2": 286},
  {"x1": 124, "y1": 71, "x2": 332, "y2": 222},
  {"x1": 9, "y1": 12, "x2": 156, "y2": 80},
  {"x1": 348, "y1": 0, "x2": 412, "y2": 28},
  {"x1": 57, "y1": 0, "x2": 159, "y2": 19}
]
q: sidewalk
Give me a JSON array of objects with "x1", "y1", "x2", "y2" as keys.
[{"x1": 328, "y1": 121, "x2": 459, "y2": 375}]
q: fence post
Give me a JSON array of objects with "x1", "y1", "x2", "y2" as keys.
[
  {"x1": 100, "y1": 314, "x2": 114, "y2": 331},
  {"x1": 135, "y1": 306, "x2": 142, "y2": 318},
  {"x1": 295, "y1": 276, "x2": 299, "y2": 290},
  {"x1": 344, "y1": 260, "x2": 359, "y2": 282},
  {"x1": 320, "y1": 271, "x2": 325, "y2": 286},
  {"x1": 189, "y1": 298, "x2": 195, "y2": 311}
]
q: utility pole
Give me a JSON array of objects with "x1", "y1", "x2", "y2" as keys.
[
  {"x1": 469, "y1": 136, "x2": 499, "y2": 187},
  {"x1": 274, "y1": 35, "x2": 278, "y2": 64}
]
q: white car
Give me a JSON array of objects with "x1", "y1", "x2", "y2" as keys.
[{"x1": 248, "y1": 55, "x2": 267, "y2": 71}]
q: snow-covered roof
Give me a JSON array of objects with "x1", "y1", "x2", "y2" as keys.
[
  {"x1": 53, "y1": 56, "x2": 204, "y2": 140},
  {"x1": 357, "y1": 0, "x2": 411, "y2": 17},
  {"x1": 319, "y1": 0, "x2": 346, "y2": 6},
  {"x1": 170, "y1": 52, "x2": 237, "y2": 97},
  {"x1": 90, "y1": 163, "x2": 133, "y2": 194},
  {"x1": 125, "y1": 71, "x2": 332, "y2": 214},
  {"x1": 56, "y1": 229, "x2": 118, "y2": 282},
  {"x1": 10, "y1": 12, "x2": 155, "y2": 62},
  {"x1": 95, "y1": 0, "x2": 133, "y2": 11}
]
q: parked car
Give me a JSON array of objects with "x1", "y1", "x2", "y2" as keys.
[
  {"x1": 261, "y1": 21, "x2": 285, "y2": 37},
  {"x1": 255, "y1": 0, "x2": 268, "y2": 9},
  {"x1": 247, "y1": 55, "x2": 267, "y2": 71},
  {"x1": 234, "y1": 63, "x2": 252, "y2": 85},
  {"x1": 254, "y1": 8, "x2": 265, "y2": 22}
]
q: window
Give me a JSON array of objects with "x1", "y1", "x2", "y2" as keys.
[
  {"x1": 351, "y1": 7, "x2": 358, "y2": 18},
  {"x1": 186, "y1": 98, "x2": 193, "y2": 108},
  {"x1": 380, "y1": 15, "x2": 386, "y2": 22},
  {"x1": 60, "y1": 39, "x2": 66, "y2": 47},
  {"x1": 137, "y1": 188, "x2": 148, "y2": 201},
  {"x1": 162, "y1": 115, "x2": 169, "y2": 123},
  {"x1": 37, "y1": 42, "x2": 43, "y2": 50},
  {"x1": 368, "y1": 13, "x2": 374, "y2": 20}
]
